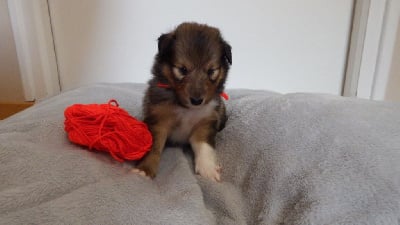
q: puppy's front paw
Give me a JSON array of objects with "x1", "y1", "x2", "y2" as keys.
[
  {"x1": 132, "y1": 168, "x2": 151, "y2": 179},
  {"x1": 193, "y1": 143, "x2": 221, "y2": 182},
  {"x1": 132, "y1": 153, "x2": 160, "y2": 179},
  {"x1": 195, "y1": 160, "x2": 221, "y2": 182}
]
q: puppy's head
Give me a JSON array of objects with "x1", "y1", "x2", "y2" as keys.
[{"x1": 153, "y1": 22, "x2": 232, "y2": 108}]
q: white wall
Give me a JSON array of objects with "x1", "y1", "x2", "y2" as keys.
[
  {"x1": 49, "y1": 0, "x2": 353, "y2": 95},
  {"x1": 0, "y1": 0, "x2": 24, "y2": 102}
]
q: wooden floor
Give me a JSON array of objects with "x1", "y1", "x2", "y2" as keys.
[{"x1": 0, "y1": 102, "x2": 34, "y2": 120}]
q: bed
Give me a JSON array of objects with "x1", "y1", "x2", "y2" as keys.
[{"x1": 1, "y1": 83, "x2": 399, "y2": 225}]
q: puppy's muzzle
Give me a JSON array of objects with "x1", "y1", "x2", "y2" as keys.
[{"x1": 190, "y1": 97, "x2": 204, "y2": 106}]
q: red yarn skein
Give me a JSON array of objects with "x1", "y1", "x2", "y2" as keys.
[{"x1": 64, "y1": 99, "x2": 152, "y2": 162}]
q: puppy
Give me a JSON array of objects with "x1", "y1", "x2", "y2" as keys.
[{"x1": 134, "y1": 22, "x2": 232, "y2": 181}]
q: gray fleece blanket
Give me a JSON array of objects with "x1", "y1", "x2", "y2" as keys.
[{"x1": 1, "y1": 83, "x2": 400, "y2": 225}]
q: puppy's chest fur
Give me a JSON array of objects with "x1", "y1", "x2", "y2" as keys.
[{"x1": 169, "y1": 100, "x2": 217, "y2": 143}]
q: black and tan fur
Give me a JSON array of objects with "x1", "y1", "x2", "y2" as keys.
[{"x1": 134, "y1": 22, "x2": 232, "y2": 181}]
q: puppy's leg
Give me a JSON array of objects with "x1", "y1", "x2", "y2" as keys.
[
  {"x1": 134, "y1": 125, "x2": 168, "y2": 178},
  {"x1": 189, "y1": 122, "x2": 221, "y2": 182}
]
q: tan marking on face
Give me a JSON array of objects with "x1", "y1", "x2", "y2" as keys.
[
  {"x1": 208, "y1": 68, "x2": 220, "y2": 81},
  {"x1": 172, "y1": 66, "x2": 186, "y2": 80}
]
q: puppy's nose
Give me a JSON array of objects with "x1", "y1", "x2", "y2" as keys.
[{"x1": 190, "y1": 97, "x2": 204, "y2": 106}]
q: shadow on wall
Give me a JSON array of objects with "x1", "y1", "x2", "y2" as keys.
[
  {"x1": 385, "y1": 17, "x2": 400, "y2": 102},
  {"x1": 0, "y1": 0, "x2": 25, "y2": 102}
]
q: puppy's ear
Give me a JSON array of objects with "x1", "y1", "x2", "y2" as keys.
[
  {"x1": 157, "y1": 33, "x2": 174, "y2": 55},
  {"x1": 221, "y1": 40, "x2": 232, "y2": 65}
]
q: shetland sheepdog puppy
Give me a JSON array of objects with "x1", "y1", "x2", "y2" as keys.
[{"x1": 133, "y1": 22, "x2": 232, "y2": 181}]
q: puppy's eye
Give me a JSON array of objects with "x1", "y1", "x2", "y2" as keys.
[
  {"x1": 179, "y1": 66, "x2": 188, "y2": 76},
  {"x1": 207, "y1": 68, "x2": 220, "y2": 80}
]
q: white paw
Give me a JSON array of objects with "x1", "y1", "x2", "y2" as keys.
[
  {"x1": 131, "y1": 168, "x2": 151, "y2": 180},
  {"x1": 195, "y1": 160, "x2": 221, "y2": 182},
  {"x1": 192, "y1": 142, "x2": 221, "y2": 182}
]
